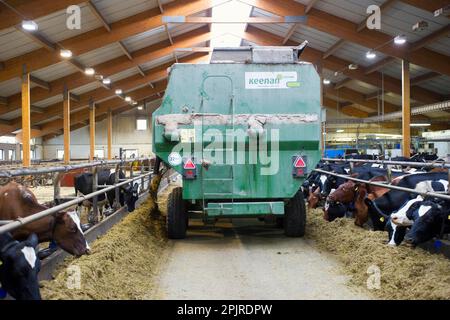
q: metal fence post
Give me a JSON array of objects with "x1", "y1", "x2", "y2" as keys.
[
  {"x1": 140, "y1": 160, "x2": 145, "y2": 194},
  {"x1": 53, "y1": 172, "x2": 62, "y2": 205},
  {"x1": 91, "y1": 166, "x2": 98, "y2": 224},
  {"x1": 114, "y1": 163, "x2": 120, "y2": 209}
]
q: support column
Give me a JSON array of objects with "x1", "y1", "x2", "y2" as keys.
[
  {"x1": 21, "y1": 64, "x2": 31, "y2": 167},
  {"x1": 89, "y1": 99, "x2": 96, "y2": 161},
  {"x1": 317, "y1": 62, "x2": 325, "y2": 157},
  {"x1": 402, "y1": 59, "x2": 411, "y2": 157},
  {"x1": 63, "y1": 85, "x2": 71, "y2": 164},
  {"x1": 107, "y1": 108, "x2": 113, "y2": 160}
]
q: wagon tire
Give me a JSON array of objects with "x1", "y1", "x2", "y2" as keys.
[
  {"x1": 167, "y1": 187, "x2": 187, "y2": 239},
  {"x1": 284, "y1": 191, "x2": 306, "y2": 237}
]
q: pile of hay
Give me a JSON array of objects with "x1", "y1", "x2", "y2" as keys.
[
  {"x1": 40, "y1": 196, "x2": 168, "y2": 300},
  {"x1": 306, "y1": 209, "x2": 450, "y2": 300}
]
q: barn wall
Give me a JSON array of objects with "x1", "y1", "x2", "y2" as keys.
[{"x1": 42, "y1": 112, "x2": 154, "y2": 160}]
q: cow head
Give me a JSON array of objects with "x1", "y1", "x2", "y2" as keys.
[
  {"x1": 0, "y1": 233, "x2": 41, "y2": 300},
  {"x1": 53, "y1": 211, "x2": 90, "y2": 257},
  {"x1": 386, "y1": 218, "x2": 407, "y2": 246},
  {"x1": 404, "y1": 204, "x2": 446, "y2": 246},
  {"x1": 323, "y1": 201, "x2": 347, "y2": 222},
  {"x1": 124, "y1": 183, "x2": 139, "y2": 212}
]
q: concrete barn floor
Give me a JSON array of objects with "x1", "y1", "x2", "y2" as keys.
[{"x1": 154, "y1": 219, "x2": 372, "y2": 300}]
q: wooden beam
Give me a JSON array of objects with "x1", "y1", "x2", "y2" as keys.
[
  {"x1": 0, "y1": 0, "x2": 228, "y2": 83},
  {"x1": 239, "y1": 0, "x2": 450, "y2": 76},
  {"x1": 87, "y1": 1, "x2": 111, "y2": 32},
  {"x1": 334, "y1": 78, "x2": 352, "y2": 89},
  {"x1": 107, "y1": 109, "x2": 113, "y2": 160},
  {"x1": 21, "y1": 66, "x2": 31, "y2": 167},
  {"x1": 323, "y1": 39, "x2": 346, "y2": 59},
  {"x1": 30, "y1": 105, "x2": 44, "y2": 113},
  {"x1": 118, "y1": 41, "x2": 133, "y2": 60},
  {"x1": 0, "y1": 96, "x2": 7, "y2": 105},
  {"x1": 163, "y1": 16, "x2": 309, "y2": 24},
  {"x1": 67, "y1": 59, "x2": 86, "y2": 73},
  {"x1": 365, "y1": 91, "x2": 382, "y2": 101},
  {"x1": 305, "y1": 0, "x2": 320, "y2": 13},
  {"x1": 242, "y1": 26, "x2": 443, "y2": 104},
  {"x1": 30, "y1": 75, "x2": 51, "y2": 91},
  {"x1": 70, "y1": 92, "x2": 81, "y2": 102},
  {"x1": 165, "y1": 25, "x2": 174, "y2": 45},
  {"x1": 365, "y1": 57, "x2": 397, "y2": 75},
  {"x1": 2, "y1": 27, "x2": 212, "y2": 115},
  {"x1": 63, "y1": 86, "x2": 71, "y2": 164},
  {"x1": 402, "y1": 60, "x2": 411, "y2": 157},
  {"x1": 157, "y1": 0, "x2": 165, "y2": 13},
  {"x1": 411, "y1": 24, "x2": 450, "y2": 51},
  {"x1": 0, "y1": 61, "x2": 4, "y2": 71},
  {"x1": 15, "y1": 27, "x2": 56, "y2": 51},
  {"x1": 411, "y1": 72, "x2": 441, "y2": 86},
  {"x1": 137, "y1": 66, "x2": 146, "y2": 77},
  {"x1": 357, "y1": 0, "x2": 397, "y2": 32},
  {"x1": 89, "y1": 100, "x2": 95, "y2": 161},
  {"x1": 400, "y1": 0, "x2": 450, "y2": 14},
  {"x1": 0, "y1": 0, "x2": 86, "y2": 30},
  {"x1": 0, "y1": 54, "x2": 207, "y2": 137},
  {"x1": 282, "y1": 24, "x2": 297, "y2": 45}
]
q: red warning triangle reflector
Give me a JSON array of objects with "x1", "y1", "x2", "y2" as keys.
[
  {"x1": 294, "y1": 156, "x2": 306, "y2": 168},
  {"x1": 184, "y1": 159, "x2": 196, "y2": 169}
]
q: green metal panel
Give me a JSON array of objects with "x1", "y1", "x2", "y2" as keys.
[
  {"x1": 206, "y1": 202, "x2": 285, "y2": 217},
  {"x1": 153, "y1": 62, "x2": 322, "y2": 205}
]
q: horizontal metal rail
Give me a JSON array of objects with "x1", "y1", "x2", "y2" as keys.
[
  {"x1": 0, "y1": 158, "x2": 152, "y2": 178},
  {"x1": 0, "y1": 171, "x2": 153, "y2": 235},
  {"x1": 313, "y1": 168, "x2": 450, "y2": 202},
  {"x1": 322, "y1": 158, "x2": 450, "y2": 169}
]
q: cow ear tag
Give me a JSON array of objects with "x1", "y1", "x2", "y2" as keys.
[
  {"x1": 0, "y1": 259, "x2": 2, "y2": 267},
  {"x1": 448, "y1": 215, "x2": 450, "y2": 220},
  {"x1": 380, "y1": 217, "x2": 385, "y2": 222}
]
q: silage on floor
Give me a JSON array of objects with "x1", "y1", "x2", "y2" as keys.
[
  {"x1": 40, "y1": 196, "x2": 168, "y2": 300},
  {"x1": 306, "y1": 208, "x2": 450, "y2": 300}
]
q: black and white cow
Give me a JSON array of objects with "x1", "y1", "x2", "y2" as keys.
[
  {"x1": 0, "y1": 233, "x2": 41, "y2": 300},
  {"x1": 74, "y1": 169, "x2": 139, "y2": 216},
  {"x1": 388, "y1": 197, "x2": 450, "y2": 246},
  {"x1": 365, "y1": 172, "x2": 449, "y2": 230}
]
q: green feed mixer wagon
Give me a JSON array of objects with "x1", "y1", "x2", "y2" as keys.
[{"x1": 152, "y1": 44, "x2": 322, "y2": 239}]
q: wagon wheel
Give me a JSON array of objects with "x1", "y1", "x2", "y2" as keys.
[
  {"x1": 167, "y1": 187, "x2": 187, "y2": 239},
  {"x1": 284, "y1": 191, "x2": 306, "y2": 237}
]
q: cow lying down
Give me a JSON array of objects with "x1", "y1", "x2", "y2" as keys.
[{"x1": 0, "y1": 182, "x2": 90, "y2": 257}]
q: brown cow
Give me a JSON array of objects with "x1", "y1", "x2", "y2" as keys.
[
  {"x1": 0, "y1": 182, "x2": 90, "y2": 257},
  {"x1": 307, "y1": 187, "x2": 321, "y2": 209}
]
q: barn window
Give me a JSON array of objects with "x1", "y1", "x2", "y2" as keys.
[
  {"x1": 0, "y1": 149, "x2": 3, "y2": 160},
  {"x1": 136, "y1": 119, "x2": 147, "y2": 131},
  {"x1": 57, "y1": 150, "x2": 64, "y2": 160},
  {"x1": 95, "y1": 149, "x2": 104, "y2": 159}
]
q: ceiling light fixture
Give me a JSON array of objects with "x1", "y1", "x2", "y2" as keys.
[
  {"x1": 137, "y1": 106, "x2": 143, "y2": 110},
  {"x1": 102, "y1": 78, "x2": 111, "y2": 85},
  {"x1": 348, "y1": 64, "x2": 359, "y2": 70},
  {"x1": 115, "y1": 89, "x2": 122, "y2": 95},
  {"x1": 60, "y1": 49, "x2": 72, "y2": 58},
  {"x1": 84, "y1": 68, "x2": 95, "y2": 76},
  {"x1": 394, "y1": 35, "x2": 407, "y2": 45},
  {"x1": 366, "y1": 51, "x2": 376, "y2": 59},
  {"x1": 22, "y1": 20, "x2": 38, "y2": 31},
  {"x1": 323, "y1": 79, "x2": 331, "y2": 85},
  {"x1": 336, "y1": 129, "x2": 344, "y2": 133},
  {"x1": 125, "y1": 96, "x2": 132, "y2": 102},
  {"x1": 411, "y1": 123, "x2": 431, "y2": 127}
]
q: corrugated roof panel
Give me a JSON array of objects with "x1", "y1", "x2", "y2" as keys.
[
  {"x1": 346, "y1": 80, "x2": 378, "y2": 95},
  {"x1": 0, "y1": 109, "x2": 22, "y2": 121},
  {"x1": 77, "y1": 43, "x2": 124, "y2": 67},
  {"x1": 140, "y1": 54, "x2": 175, "y2": 71},
  {"x1": 0, "y1": 78, "x2": 23, "y2": 96},
  {"x1": 122, "y1": 26, "x2": 168, "y2": 52},
  {"x1": 109, "y1": 68, "x2": 140, "y2": 82},
  {"x1": 92, "y1": 0, "x2": 162, "y2": 24},
  {"x1": 427, "y1": 37, "x2": 450, "y2": 57},
  {"x1": 420, "y1": 76, "x2": 450, "y2": 95},
  {"x1": 170, "y1": 23, "x2": 208, "y2": 38},
  {"x1": 35, "y1": 115, "x2": 64, "y2": 126},
  {"x1": 380, "y1": 61, "x2": 429, "y2": 80},
  {"x1": 70, "y1": 81, "x2": 102, "y2": 96},
  {"x1": 0, "y1": 28, "x2": 42, "y2": 61},
  {"x1": 35, "y1": 4, "x2": 102, "y2": 43},
  {"x1": 333, "y1": 42, "x2": 388, "y2": 67},
  {"x1": 292, "y1": 25, "x2": 340, "y2": 52},
  {"x1": 33, "y1": 94, "x2": 63, "y2": 108},
  {"x1": 31, "y1": 61, "x2": 79, "y2": 82}
]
